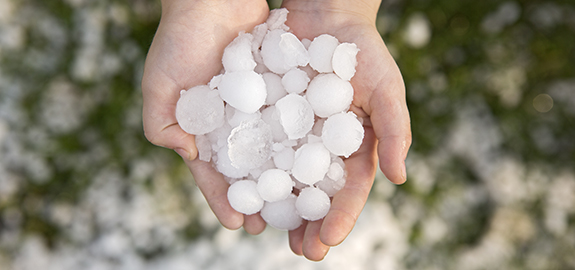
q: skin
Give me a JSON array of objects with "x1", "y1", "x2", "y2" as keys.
[{"x1": 142, "y1": 0, "x2": 411, "y2": 262}]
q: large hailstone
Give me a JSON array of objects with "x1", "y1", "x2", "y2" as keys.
[
  {"x1": 227, "y1": 119, "x2": 273, "y2": 170},
  {"x1": 260, "y1": 194, "x2": 302, "y2": 231},
  {"x1": 291, "y1": 142, "x2": 331, "y2": 186},
  {"x1": 275, "y1": 94, "x2": 315, "y2": 140},
  {"x1": 307, "y1": 34, "x2": 340, "y2": 73},
  {"x1": 257, "y1": 169, "x2": 294, "y2": 202},
  {"x1": 218, "y1": 70, "x2": 267, "y2": 114},
  {"x1": 332, "y1": 43, "x2": 360, "y2": 81},
  {"x1": 176, "y1": 85, "x2": 225, "y2": 135},
  {"x1": 295, "y1": 187, "x2": 330, "y2": 221},
  {"x1": 227, "y1": 180, "x2": 264, "y2": 215},
  {"x1": 306, "y1": 73, "x2": 354, "y2": 118},
  {"x1": 322, "y1": 112, "x2": 364, "y2": 157}
]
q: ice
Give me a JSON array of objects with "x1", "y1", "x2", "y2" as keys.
[
  {"x1": 207, "y1": 121, "x2": 232, "y2": 151},
  {"x1": 295, "y1": 187, "x2": 330, "y2": 221},
  {"x1": 272, "y1": 146, "x2": 295, "y2": 171},
  {"x1": 257, "y1": 169, "x2": 294, "y2": 202},
  {"x1": 217, "y1": 70, "x2": 266, "y2": 114},
  {"x1": 291, "y1": 143, "x2": 331, "y2": 186},
  {"x1": 215, "y1": 145, "x2": 250, "y2": 178},
  {"x1": 308, "y1": 34, "x2": 340, "y2": 73},
  {"x1": 251, "y1": 23, "x2": 268, "y2": 52},
  {"x1": 327, "y1": 158, "x2": 345, "y2": 181},
  {"x1": 249, "y1": 159, "x2": 275, "y2": 179},
  {"x1": 262, "y1": 72, "x2": 287, "y2": 105},
  {"x1": 306, "y1": 73, "x2": 354, "y2": 118},
  {"x1": 195, "y1": 134, "x2": 212, "y2": 162},
  {"x1": 322, "y1": 112, "x2": 364, "y2": 157},
  {"x1": 279, "y1": 32, "x2": 310, "y2": 68},
  {"x1": 176, "y1": 85, "x2": 225, "y2": 135},
  {"x1": 227, "y1": 180, "x2": 264, "y2": 215},
  {"x1": 281, "y1": 68, "x2": 309, "y2": 94},
  {"x1": 227, "y1": 119, "x2": 273, "y2": 170},
  {"x1": 275, "y1": 94, "x2": 315, "y2": 140},
  {"x1": 266, "y1": 8, "x2": 289, "y2": 31},
  {"x1": 208, "y1": 74, "x2": 223, "y2": 89},
  {"x1": 332, "y1": 43, "x2": 360, "y2": 81},
  {"x1": 222, "y1": 32, "x2": 257, "y2": 72},
  {"x1": 261, "y1": 30, "x2": 309, "y2": 74},
  {"x1": 261, "y1": 29, "x2": 291, "y2": 74},
  {"x1": 261, "y1": 106, "x2": 288, "y2": 142},
  {"x1": 225, "y1": 104, "x2": 261, "y2": 128},
  {"x1": 315, "y1": 175, "x2": 346, "y2": 197},
  {"x1": 260, "y1": 194, "x2": 302, "y2": 231}
]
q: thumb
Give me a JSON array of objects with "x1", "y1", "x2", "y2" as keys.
[{"x1": 142, "y1": 72, "x2": 198, "y2": 160}]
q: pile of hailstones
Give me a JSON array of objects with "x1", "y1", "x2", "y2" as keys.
[{"x1": 176, "y1": 9, "x2": 364, "y2": 231}]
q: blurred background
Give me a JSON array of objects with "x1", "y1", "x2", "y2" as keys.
[{"x1": 0, "y1": 0, "x2": 574, "y2": 269}]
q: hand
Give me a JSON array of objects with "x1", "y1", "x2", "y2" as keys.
[
  {"x1": 141, "y1": 0, "x2": 270, "y2": 234},
  {"x1": 281, "y1": 0, "x2": 412, "y2": 260}
]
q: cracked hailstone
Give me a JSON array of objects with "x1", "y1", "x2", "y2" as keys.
[
  {"x1": 275, "y1": 94, "x2": 315, "y2": 140},
  {"x1": 175, "y1": 85, "x2": 224, "y2": 135},
  {"x1": 332, "y1": 42, "x2": 360, "y2": 81}
]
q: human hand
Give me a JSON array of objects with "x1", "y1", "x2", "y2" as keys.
[
  {"x1": 141, "y1": 0, "x2": 270, "y2": 233},
  {"x1": 281, "y1": 0, "x2": 412, "y2": 260}
]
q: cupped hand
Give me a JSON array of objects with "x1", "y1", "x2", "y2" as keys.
[
  {"x1": 281, "y1": 0, "x2": 412, "y2": 261},
  {"x1": 141, "y1": 0, "x2": 270, "y2": 234}
]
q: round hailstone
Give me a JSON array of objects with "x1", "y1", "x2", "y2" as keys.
[
  {"x1": 257, "y1": 169, "x2": 294, "y2": 202},
  {"x1": 227, "y1": 119, "x2": 273, "y2": 170},
  {"x1": 306, "y1": 73, "x2": 354, "y2": 118},
  {"x1": 218, "y1": 70, "x2": 266, "y2": 114},
  {"x1": 322, "y1": 112, "x2": 364, "y2": 157},
  {"x1": 260, "y1": 194, "x2": 302, "y2": 230},
  {"x1": 332, "y1": 42, "x2": 360, "y2": 81},
  {"x1": 227, "y1": 180, "x2": 264, "y2": 215},
  {"x1": 281, "y1": 68, "x2": 310, "y2": 94},
  {"x1": 308, "y1": 34, "x2": 340, "y2": 73},
  {"x1": 262, "y1": 72, "x2": 287, "y2": 105},
  {"x1": 295, "y1": 187, "x2": 331, "y2": 221},
  {"x1": 275, "y1": 94, "x2": 315, "y2": 140},
  {"x1": 291, "y1": 143, "x2": 331, "y2": 185},
  {"x1": 222, "y1": 32, "x2": 257, "y2": 72},
  {"x1": 176, "y1": 85, "x2": 225, "y2": 135}
]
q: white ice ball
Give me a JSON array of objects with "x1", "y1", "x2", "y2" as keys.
[
  {"x1": 306, "y1": 73, "x2": 354, "y2": 118},
  {"x1": 295, "y1": 187, "x2": 330, "y2": 221},
  {"x1": 257, "y1": 169, "x2": 294, "y2": 202},
  {"x1": 260, "y1": 194, "x2": 302, "y2": 231},
  {"x1": 332, "y1": 42, "x2": 359, "y2": 81},
  {"x1": 227, "y1": 119, "x2": 273, "y2": 170},
  {"x1": 227, "y1": 180, "x2": 264, "y2": 215},
  {"x1": 262, "y1": 72, "x2": 287, "y2": 105},
  {"x1": 322, "y1": 112, "x2": 364, "y2": 157},
  {"x1": 176, "y1": 85, "x2": 225, "y2": 135},
  {"x1": 308, "y1": 34, "x2": 340, "y2": 73},
  {"x1": 222, "y1": 32, "x2": 257, "y2": 72},
  {"x1": 275, "y1": 94, "x2": 315, "y2": 140},
  {"x1": 218, "y1": 70, "x2": 267, "y2": 114},
  {"x1": 282, "y1": 68, "x2": 310, "y2": 94},
  {"x1": 291, "y1": 142, "x2": 331, "y2": 186}
]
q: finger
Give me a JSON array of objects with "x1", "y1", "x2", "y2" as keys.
[
  {"x1": 319, "y1": 126, "x2": 378, "y2": 246},
  {"x1": 288, "y1": 221, "x2": 307, "y2": 256},
  {"x1": 186, "y1": 159, "x2": 244, "y2": 230},
  {"x1": 302, "y1": 220, "x2": 330, "y2": 261},
  {"x1": 243, "y1": 213, "x2": 267, "y2": 235}
]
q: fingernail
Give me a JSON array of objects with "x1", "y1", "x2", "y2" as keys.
[{"x1": 175, "y1": 148, "x2": 190, "y2": 160}]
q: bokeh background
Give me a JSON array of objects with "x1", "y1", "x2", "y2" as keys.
[{"x1": 1, "y1": 0, "x2": 574, "y2": 269}]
